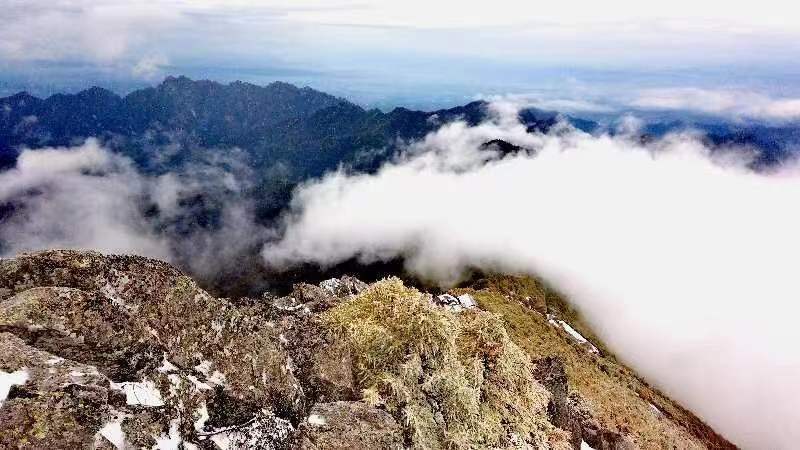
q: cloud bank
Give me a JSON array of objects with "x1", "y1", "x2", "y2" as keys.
[
  {"x1": 263, "y1": 103, "x2": 800, "y2": 448},
  {"x1": 0, "y1": 139, "x2": 269, "y2": 287}
]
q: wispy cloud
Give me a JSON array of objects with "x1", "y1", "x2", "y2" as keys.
[
  {"x1": 131, "y1": 54, "x2": 170, "y2": 80},
  {"x1": 633, "y1": 88, "x2": 800, "y2": 121},
  {"x1": 0, "y1": 139, "x2": 270, "y2": 287},
  {"x1": 2, "y1": 0, "x2": 799, "y2": 92},
  {"x1": 482, "y1": 94, "x2": 614, "y2": 114}
]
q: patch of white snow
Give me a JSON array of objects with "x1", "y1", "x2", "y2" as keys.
[
  {"x1": 210, "y1": 433, "x2": 232, "y2": 450},
  {"x1": 0, "y1": 368, "x2": 29, "y2": 407},
  {"x1": 195, "y1": 403, "x2": 210, "y2": 432},
  {"x1": 559, "y1": 321, "x2": 588, "y2": 343},
  {"x1": 111, "y1": 380, "x2": 164, "y2": 407},
  {"x1": 158, "y1": 357, "x2": 178, "y2": 373},
  {"x1": 308, "y1": 414, "x2": 327, "y2": 426},
  {"x1": 207, "y1": 370, "x2": 226, "y2": 385},
  {"x1": 457, "y1": 294, "x2": 477, "y2": 308},
  {"x1": 186, "y1": 374, "x2": 213, "y2": 391},
  {"x1": 551, "y1": 319, "x2": 601, "y2": 354},
  {"x1": 153, "y1": 419, "x2": 182, "y2": 450},
  {"x1": 99, "y1": 420, "x2": 126, "y2": 449}
]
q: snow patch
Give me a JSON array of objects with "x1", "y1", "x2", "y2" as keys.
[
  {"x1": 186, "y1": 374, "x2": 213, "y2": 391},
  {"x1": 111, "y1": 380, "x2": 164, "y2": 407},
  {"x1": 457, "y1": 293, "x2": 477, "y2": 308},
  {"x1": 201, "y1": 410, "x2": 293, "y2": 449},
  {"x1": 548, "y1": 317, "x2": 600, "y2": 354},
  {"x1": 210, "y1": 433, "x2": 232, "y2": 450},
  {"x1": 0, "y1": 368, "x2": 29, "y2": 407},
  {"x1": 100, "y1": 281, "x2": 129, "y2": 309},
  {"x1": 195, "y1": 403, "x2": 210, "y2": 432},
  {"x1": 195, "y1": 360, "x2": 212, "y2": 375},
  {"x1": 99, "y1": 420, "x2": 126, "y2": 449},
  {"x1": 436, "y1": 293, "x2": 477, "y2": 312},
  {"x1": 308, "y1": 414, "x2": 327, "y2": 426},
  {"x1": 559, "y1": 321, "x2": 588, "y2": 343},
  {"x1": 581, "y1": 440, "x2": 597, "y2": 450},
  {"x1": 207, "y1": 370, "x2": 226, "y2": 385},
  {"x1": 158, "y1": 357, "x2": 178, "y2": 373},
  {"x1": 650, "y1": 402, "x2": 664, "y2": 417},
  {"x1": 153, "y1": 419, "x2": 182, "y2": 450},
  {"x1": 195, "y1": 359, "x2": 226, "y2": 386}
]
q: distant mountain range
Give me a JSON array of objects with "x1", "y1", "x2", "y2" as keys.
[
  {"x1": 1, "y1": 76, "x2": 798, "y2": 220},
  {"x1": 1, "y1": 77, "x2": 602, "y2": 219},
  {"x1": 0, "y1": 76, "x2": 587, "y2": 171}
]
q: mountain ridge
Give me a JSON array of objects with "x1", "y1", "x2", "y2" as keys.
[
  {"x1": 0, "y1": 249, "x2": 736, "y2": 449},
  {"x1": 0, "y1": 77, "x2": 591, "y2": 172}
]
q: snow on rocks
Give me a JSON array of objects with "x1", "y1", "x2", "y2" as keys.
[
  {"x1": 457, "y1": 294, "x2": 477, "y2": 308},
  {"x1": 308, "y1": 413, "x2": 327, "y2": 426},
  {"x1": 0, "y1": 368, "x2": 28, "y2": 407},
  {"x1": 435, "y1": 293, "x2": 478, "y2": 312},
  {"x1": 110, "y1": 380, "x2": 164, "y2": 407},
  {"x1": 194, "y1": 403, "x2": 210, "y2": 432},
  {"x1": 157, "y1": 356, "x2": 179, "y2": 373},
  {"x1": 650, "y1": 402, "x2": 664, "y2": 418},
  {"x1": 98, "y1": 419, "x2": 126, "y2": 449},
  {"x1": 548, "y1": 316, "x2": 600, "y2": 354},
  {"x1": 319, "y1": 278, "x2": 342, "y2": 295},
  {"x1": 153, "y1": 419, "x2": 183, "y2": 450},
  {"x1": 198, "y1": 410, "x2": 294, "y2": 450},
  {"x1": 195, "y1": 359, "x2": 226, "y2": 386},
  {"x1": 319, "y1": 276, "x2": 367, "y2": 297}
]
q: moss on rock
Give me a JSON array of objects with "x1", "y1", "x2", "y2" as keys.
[{"x1": 323, "y1": 277, "x2": 553, "y2": 449}]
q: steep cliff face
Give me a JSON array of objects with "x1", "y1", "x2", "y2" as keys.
[{"x1": 0, "y1": 250, "x2": 733, "y2": 449}]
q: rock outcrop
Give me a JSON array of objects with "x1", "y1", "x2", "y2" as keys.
[{"x1": 0, "y1": 250, "x2": 735, "y2": 449}]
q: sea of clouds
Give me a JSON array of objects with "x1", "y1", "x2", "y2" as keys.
[{"x1": 263, "y1": 102, "x2": 800, "y2": 449}]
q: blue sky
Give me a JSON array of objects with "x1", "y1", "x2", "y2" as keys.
[{"x1": 2, "y1": 0, "x2": 799, "y2": 115}]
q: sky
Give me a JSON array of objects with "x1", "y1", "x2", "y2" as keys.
[{"x1": 2, "y1": 0, "x2": 800, "y2": 110}]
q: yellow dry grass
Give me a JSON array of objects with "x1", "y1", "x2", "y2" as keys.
[{"x1": 324, "y1": 277, "x2": 553, "y2": 449}]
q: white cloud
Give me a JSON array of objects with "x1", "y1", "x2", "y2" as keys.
[
  {"x1": 0, "y1": 1, "x2": 184, "y2": 63},
  {"x1": 2, "y1": 0, "x2": 799, "y2": 75},
  {"x1": 284, "y1": 0, "x2": 799, "y2": 32},
  {"x1": 482, "y1": 94, "x2": 614, "y2": 114},
  {"x1": 0, "y1": 139, "x2": 169, "y2": 258},
  {"x1": 633, "y1": 88, "x2": 800, "y2": 121},
  {"x1": 0, "y1": 139, "x2": 269, "y2": 285},
  {"x1": 132, "y1": 54, "x2": 170, "y2": 80},
  {"x1": 264, "y1": 103, "x2": 800, "y2": 448}
]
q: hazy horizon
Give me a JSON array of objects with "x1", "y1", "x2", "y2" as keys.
[{"x1": 3, "y1": 0, "x2": 800, "y2": 115}]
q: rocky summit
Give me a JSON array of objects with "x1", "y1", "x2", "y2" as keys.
[{"x1": 0, "y1": 250, "x2": 733, "y2": 449}]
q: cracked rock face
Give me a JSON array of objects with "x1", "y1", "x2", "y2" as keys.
[
  {"x1": 0, "y1": 250, "x2": 394, "y2": 449},
  {"x1": 0, "y1": 251, "x2": 307, "y2": 448},
  {"x1": 295, "y1": 402, "x2": 403, "y2": 450}
]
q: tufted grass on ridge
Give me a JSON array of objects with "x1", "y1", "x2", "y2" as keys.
[{"x1": 323, "y1": 277, "x2": 554, "y2": 449}]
